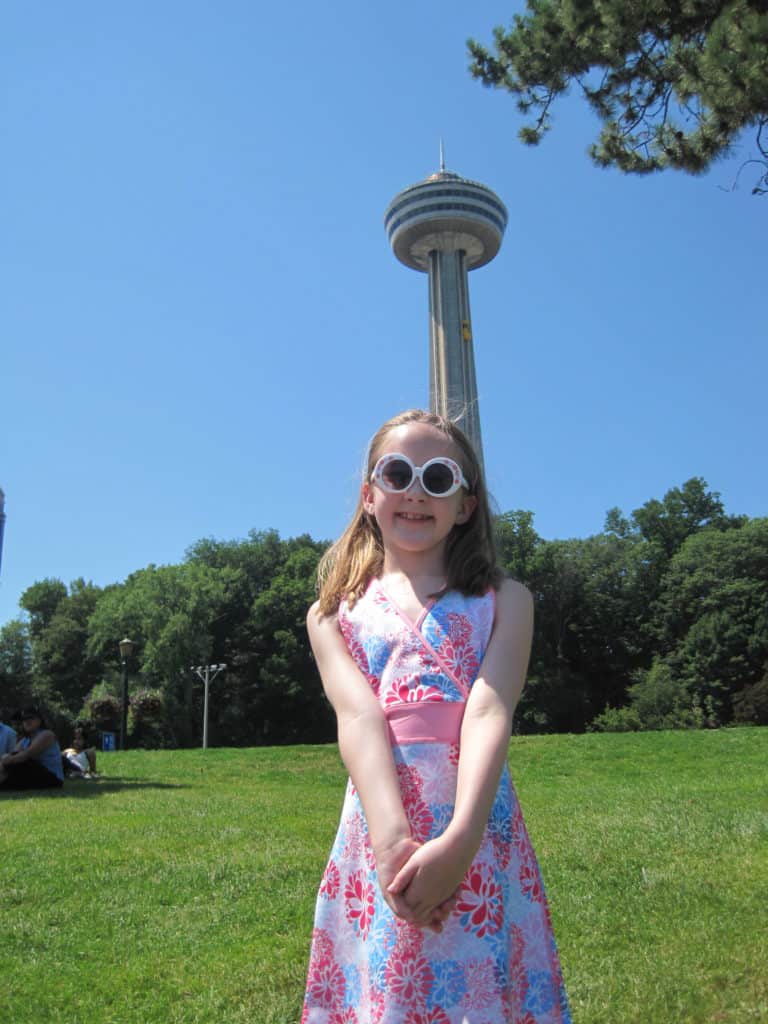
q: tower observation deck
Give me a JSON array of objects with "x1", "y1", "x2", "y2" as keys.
[{"x1": 384, "y1": 164, "x2": 507, "y2": 465}]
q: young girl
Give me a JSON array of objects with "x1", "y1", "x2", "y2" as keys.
[{"x1": 302, "y1": 410, "x2": 570, "y2": 1023}]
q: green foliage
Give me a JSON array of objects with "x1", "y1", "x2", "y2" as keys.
[
  {"x1": 631, "y1": 477, "x2": 729, "y2": 557},
  {"x1": 0, "y1": 618, "x2": 33, "y2": 712},
  {"x1": 731, "y1": 667, "x2": 768, "y2": 725},
  {"x1": 245, "y1": 544, "x2": 332, "y2": 744},
  {"x1": 83, "y1": 531, "x2": 329, "y2": 748},
  {"x1": 1, "y1": 480, "x2": 763, "y2": 743},
  {"x1": 512, "y1": 530, "x2": 649, "y2": 731},
  {"x1": 23, "y1": 578, "x2": 104, "y2": 716},
  {"x1": 128, "y1": 688, "x2": 168, "y2": 748},
  {"x1": 80, "y1": 681, "x2": 121, "y2": 731},
  {"x1": 628, "y1": 660, "x2": 694, "y2": 728},
  {"x1": 19, "y1": 577, "x2": 67, "y2": 635},
  {"x1": 468, "y1": 0, "x2": 768, "y2": 189},
  {"x1": 588, "y1": 703, "x2": 643, "y2": 732},
  {"x1": 592, "y1": 659, "x2": 720, "y2": 731},
  {"x1": 494, "y1": 509, "x2": 540, "y2": 583},
  {"x1": 652, "y1": 518, "x2": 768, "y2": 714},
  {"x1": 87, "y1": 560, "x2": 243, "y2": 745},
  {"x1": 502, "y1": 478, "x2": 758, "y2": 735}
]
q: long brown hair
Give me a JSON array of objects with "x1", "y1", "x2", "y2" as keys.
[{"x1": 316, "y1": 409, "x2": 503, "y2": 614}]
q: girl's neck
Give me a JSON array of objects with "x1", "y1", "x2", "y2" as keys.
[{"x1": 380, "y1": 549, "x2": 447, "y2": 590}]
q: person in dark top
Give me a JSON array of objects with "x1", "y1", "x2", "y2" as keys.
[{"x1": 0, "y1": 707, "x2": 64, "y2": 790}]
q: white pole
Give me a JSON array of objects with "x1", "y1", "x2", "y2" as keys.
[
  {"x1": 203, "y1": 667, "x2": 210, "y2": 750},
  {"x1": 192, "y1": 664, "x2": 226, "y2": 750}
]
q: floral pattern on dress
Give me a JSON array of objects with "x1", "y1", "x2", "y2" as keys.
[{"x1": 302, "y1": 581, "x2": 571, "y2": 1023}]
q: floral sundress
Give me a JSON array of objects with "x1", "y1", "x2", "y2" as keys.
[{"x1": 302, "y1": 579, "x2": 571, "y2": 1023}]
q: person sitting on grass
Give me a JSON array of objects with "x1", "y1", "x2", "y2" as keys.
[
  {"x1": 0, "y1": 712, "x2": 17, "y2": 756},
  {"x1": 0, "y1": 707, "x2": 64, "y2": 791},
  {"x1": 62, "y1": 725, "x2": 99, "y2": 778}
]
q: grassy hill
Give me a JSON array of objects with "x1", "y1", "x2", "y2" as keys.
[{"x1": 2, "y1": 729, "x2": 766, "y2": 1023}]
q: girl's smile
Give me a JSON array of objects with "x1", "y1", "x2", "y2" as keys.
[{"x1": 362, "y1": 422, "x2": 476, "y2": 567}]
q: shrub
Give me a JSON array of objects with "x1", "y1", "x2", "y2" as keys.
[
  {"x1": 590, "y1": 660, "x2": 719, "y2": 732},
  {"x1": 128, "y1": 688, "x2": 169, "y2": 748},
  {"x1": 80, "y1": 682, "x2": 120, "y2": 731},
  {"x1": 590, "y1": 705, "x2": 643, "y2": 732},
  {"x1": 732, "y1": 672, "x2": 768, "y2": 726}
]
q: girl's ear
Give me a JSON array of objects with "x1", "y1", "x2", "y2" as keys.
[
  {"x1": 455, "y1": 494, "x2": 478, "y2": 525},
  {"x1": 362, "y1": 481, "x2": 376, "y2": 517}
]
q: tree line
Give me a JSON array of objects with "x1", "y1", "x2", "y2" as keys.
[{"x1": 1, "y1": 476, "x2": 766, "y2": 747}]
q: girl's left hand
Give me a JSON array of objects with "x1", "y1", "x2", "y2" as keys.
[
  {"x1": 387, "y1": 833, "x2": 473, "y2": 923},
  {"x1": 376, "y1": 836, "x2": 456, "y2": 932}
]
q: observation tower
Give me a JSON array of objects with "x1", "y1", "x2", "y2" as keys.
[{"x1": 384, "y1": 151, "x2": 507, "y2": 465}]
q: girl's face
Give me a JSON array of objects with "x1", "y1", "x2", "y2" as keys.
[{"x1": 362, "y1": 422, "x2": 477, "y2": 563}]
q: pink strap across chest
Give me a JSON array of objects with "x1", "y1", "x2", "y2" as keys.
[{"x1": 385, "y1": 701, "x2": 465, "y2": 745}]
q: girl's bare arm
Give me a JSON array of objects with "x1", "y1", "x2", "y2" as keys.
[
  {"x1": 388, "y1": 579, "x2": 533, "y2": 914},
  {"x1": 2, "y1": 728, "x2": 56, "y2": 764},
  {"x1": 307, "y1": 602, "x2": 452, "y2": 930}
]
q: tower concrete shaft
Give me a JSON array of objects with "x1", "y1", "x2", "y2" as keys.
[
  {"x1": 385, "y1": 167, "x2": 507, "y2": 470},
  {"x1": 428, "y1": 249, "x2": 482, "y2": 458}
]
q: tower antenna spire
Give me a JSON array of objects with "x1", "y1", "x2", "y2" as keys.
[{"x1": 439, "y1": 138, "x2": 445, "y2": 174}]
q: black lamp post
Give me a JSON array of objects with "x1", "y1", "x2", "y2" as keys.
[{"x1": 118, "y1": 637, "x2": 135, "y2": 751}]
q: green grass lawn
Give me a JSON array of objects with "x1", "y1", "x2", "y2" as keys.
[{"x1": 2, "y1": 729, "x2": 766, "y2": 1023}]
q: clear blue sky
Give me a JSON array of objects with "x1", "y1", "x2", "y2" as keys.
[{"x1": 2, "y1": 1, "x2": 765, "y2": 627}]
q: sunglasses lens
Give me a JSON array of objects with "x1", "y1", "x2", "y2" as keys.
[
  {"x1": 380, "y1": 458, "x2": 413, "y2": 492},
  {"x1": 423, "y1": 461, "x2": 455, "y2": 495}
]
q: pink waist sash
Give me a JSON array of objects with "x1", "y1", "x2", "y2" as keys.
[{"x1": 385, "y1": 701, "x2": 465, "y2": 745}]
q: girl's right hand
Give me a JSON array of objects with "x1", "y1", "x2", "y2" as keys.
[{"x1": 375, "y1": 836, "x2": 455, "y2": 933}]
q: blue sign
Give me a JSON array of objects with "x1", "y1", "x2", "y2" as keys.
[{"x1": 101, "y1": 731, "x2": 116, "y2": 751}]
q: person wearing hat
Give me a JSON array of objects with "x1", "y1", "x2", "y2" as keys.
[{"x1": 0, "y1": 707, "x2": 64, "y2": 790}]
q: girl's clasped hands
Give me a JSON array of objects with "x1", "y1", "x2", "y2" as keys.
[{"x1": 377, "y1": 831, "x2": 473, "y2": 933}]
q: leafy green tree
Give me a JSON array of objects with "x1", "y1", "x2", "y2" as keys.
[
  {"x1": 0, "y1": 619, "x2": 34, "y2": 712},
  {"x1": 494, "y1": 509, "x2": 541, "y2": 583},
  {"x1": 15, "y1": 579, "x2": 105, "y2": 721},
  {"x1": 128, "y1": 689, "x2": 168, "y2": 748},
  {"x1": 518, "y1": 532, "x2": 650, "y2": 731},
  {"x1": 652, "y1": 518, "x2": 768, "y2": 716},
  {"x1": 231, "y1": 542, "x2": 332, "y2": 745},
  {"x1": 524, "y1": 539, "x2": 587, "y2": 730},
  {"x1": 631, "y1": 477, "x2": 731, "y2": 558},
  {"x1": 80, "y1": 682, "x2": 121, "y2": 732},
  {"x1": 732, "y1": 667, "x2": 768, "y2": 725},
  {"x1": 604, "y1": 507, "x2": 632, "y2": 538},
  {"x1": 591, "y1": 659, "x2": 716, "y2": 731},
  {"x1": 87, "y1": 562, "x2": 242, "y2": 746},
  {"x1": 186, "y1": 531, "x2": 330, "y2": 745},
  {"x1": 20, "y1": 578, "x2": 67, "y2": 638},
  {"x1": 468, "y1": 0, "x2": 768, "y2": 190}
]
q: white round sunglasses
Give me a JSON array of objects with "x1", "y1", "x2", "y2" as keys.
[{"x1": 371, "y1": 452, "x2": 470, "y2": 498}]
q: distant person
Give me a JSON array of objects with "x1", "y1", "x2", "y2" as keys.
[
  {"x1": 301, "y1": 409, "x2": 570, "y2": 1021},
  {"x1": 62, "y1": 725, "x2": 98, "y2": 778},
  {"x1": 0, "y1": 707, "x2": 64, "y2": 790},
  {"x1": 0, "y1": 714, "x2": 16, "y2": 755}
]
